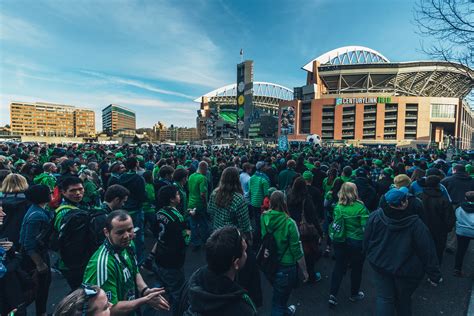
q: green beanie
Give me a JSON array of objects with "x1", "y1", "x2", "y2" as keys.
[{"x1": 303, "y1": 171, "x2": 313, "y2": 181}]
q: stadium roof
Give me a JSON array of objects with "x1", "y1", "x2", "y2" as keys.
[
  {"x1": 194, "y1": 81, "x2": 293, "y2": 103},
  {"x1": 302, "y1": 46, "x2": 390, "y2": 70},
  {"x1": 302, "y1": 46, "x2": 474, "y2": 98}
]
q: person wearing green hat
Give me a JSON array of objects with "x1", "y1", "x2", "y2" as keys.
[
  {"x1": 115, "y1": 152, "x2": 125, "y2": 160},
  {"x1": 371, "y1": 159, "x2": 384, "y2": 183}
]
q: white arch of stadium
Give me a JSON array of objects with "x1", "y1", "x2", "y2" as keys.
[
  {"x1": 194, "y1": 81, "x2": 294, "y2": 103},
  {"x1": 302, "y1": 46, "x2": 391, "y2": 71}
]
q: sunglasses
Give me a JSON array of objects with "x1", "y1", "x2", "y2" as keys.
[{"x1": 81, "y1": 284, "x2": 99, "y2": 316}]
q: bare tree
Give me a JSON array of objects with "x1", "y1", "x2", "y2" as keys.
[{"x1": 414, "y1": 0, "x2": 473, "y2": 68}]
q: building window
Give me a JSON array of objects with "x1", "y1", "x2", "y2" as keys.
[
  {"x1": 431, "y1": 104, "x2": 455, "y2": 118},
  {"x1": 300, "y1": 102, "x2": 311, "y2": 134}
]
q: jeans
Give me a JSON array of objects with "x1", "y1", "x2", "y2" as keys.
[
  {"x1": 330, "y1": 239, "x2": 365, "y2": 297},
  {"x1": 130, "y1": 209, "x2": 145, "y2": 264},
  {"x1": 372, "y1": 267, "x2": 420, "y2": 316},
  {"x1": 155, "y1": 265, "x2": 185, "y2": 315},
  {"x1": 455, "y1": 235, "x2": 472, "y2": 271},
  {"x1": 271, "y1": 265, "x2": 298, "y2": 316},
  {"x1": 189, "y1": 213, "x2": 210, "y2": 247}
]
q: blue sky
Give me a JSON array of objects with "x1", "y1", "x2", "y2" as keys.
[{"x1": 0, "y1": 0, "x2": 434, "y2": 130}]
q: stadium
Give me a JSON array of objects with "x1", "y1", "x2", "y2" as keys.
[
  {"x1": 195, "y1": 81, "x2": 293, "y2": 140},
  {"x1": 281, "y1": 46, "x2": 474, "y2": 149}
]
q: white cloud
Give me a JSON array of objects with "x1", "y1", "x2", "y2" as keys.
[
  {"x1": 80, "y1": 70, "x2": 195, "y2": 100},
  {"x1": 39, "y1": 1, "x2": 231, "y2": 88},
  {"x1": 0, "y1": 13, "x2": 50, "y2": 47}
]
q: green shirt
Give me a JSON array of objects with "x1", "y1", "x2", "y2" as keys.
[
  {"x1": 83, "y1": 240, "x2": 138, "y2": 305},
  {"x1": 174, "y1": 182, "x2": 188, "y2": 215},
  {"x1": 208, "y1": 191, "x2": 252, "y2": 234},
  {"x1": 143, "y1": 183, "x2": 156, "y2": 214},
  {"x1": 187, "y1": 173, "x2": 208, "y2": 210}
]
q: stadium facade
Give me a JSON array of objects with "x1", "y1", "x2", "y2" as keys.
[{"x1": 280, "y1": 46, "x2": 474, "y2": 149}]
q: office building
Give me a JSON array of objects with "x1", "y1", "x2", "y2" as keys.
[
  {"x1": 102, "y1": 104, "x2": 136, "y2": 136},
  {"x1": 9, "y1": 101, "x2": 95, "y2": 137}
]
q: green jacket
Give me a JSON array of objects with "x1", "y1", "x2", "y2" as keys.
[
  {"x1": 278, "y1": 168, "x2": 296, "y2": 191},
  {"x1": 261, "y1": 210, "x2": 304, "y2": 266},
  {"x1": 333, "y1": 201, "x2": 369, "y2": 241},
  {"x1": 33, "y1": 172, "x2": 56, "y2": 191},
  {"x1": 143, "y1": 183, "x2": 156, "y2": 214},
  {"x1": 82, "y1": 179, "x2": 99, "y2": 207}
]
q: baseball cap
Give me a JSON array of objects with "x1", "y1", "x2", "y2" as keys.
[
  {"x1": 256, "y1": 161, "x2": 265, "y2": 170},
  {"x1": 385, "y1": 187, "x2": 409, "y2": 206}
]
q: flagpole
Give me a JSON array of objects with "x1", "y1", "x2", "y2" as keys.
[{"x1": 240, "y1": 48, "x2": 243, "y2": 63}]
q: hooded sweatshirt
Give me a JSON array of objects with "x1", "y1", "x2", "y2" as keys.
[
  {"x1": 118, "y1": 171, "x2": 146, "y2": 212},
  {"x1": 180, "y1": 266, "x2": 257, "y2": 316},
  {"x1": 419, "y1": 187, "x2": 455, "y2": 240},
  {"x1": 363, "y1": 206, "x2": 441, "y2": 281},
  {"x1": 455, "y1": 202, "x2": 474, "y2": 238},
  {"x1": 260, "y1": 210, "x2": 304, "y2": 266},
  {"x1": 441, "y1": 172, "x2": 474, "y2": 205}
]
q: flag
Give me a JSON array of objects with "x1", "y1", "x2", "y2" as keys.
[{"x1": 240, "y1": 48, "x2": 243, "y2": 56}]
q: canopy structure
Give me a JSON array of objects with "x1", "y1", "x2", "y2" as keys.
[{"x1": 194, "y1": 81, "x2": 293, "y2": 111}]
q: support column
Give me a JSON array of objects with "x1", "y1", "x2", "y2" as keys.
[
  {"x1": 354, "y1": 103, "x2": 364, "y2": 140},
  {"x1": 376, "y1": 102, "x2": 385, "y2": 141}
]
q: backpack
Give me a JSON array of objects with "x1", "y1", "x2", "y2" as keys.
[
  {"x1": 56, "y1": 206, "x2": 106, "y2": 269},
  {"x1": 256, "y1": 219, "x2": 289, "y2": 284}
]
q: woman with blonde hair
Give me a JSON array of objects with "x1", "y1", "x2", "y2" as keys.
[
  {"x1": 1, "y1": 173, "x2": 29, "y2": 195},
  {"x1": 0, "y1": 173, "x2": 30, "y2": 315},
  {"x1": 328, "y1": 182, "x2": 369, "y2": 308},
  {"x1": 53, "y1": 284, "x2": 111, "y2": 316}
]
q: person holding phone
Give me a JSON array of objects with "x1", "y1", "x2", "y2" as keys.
[{"x1": 0, "y1": 174, "x2": 31, "y2": 316}]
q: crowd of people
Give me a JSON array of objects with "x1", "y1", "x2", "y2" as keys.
[{"x1": 0, "y1": 141, "x2": 473, "y2": 316}]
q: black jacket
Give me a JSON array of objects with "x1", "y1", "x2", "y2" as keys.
[
  {"x1": 0, "y1": 192, "x2": 30, "y2": 251},
  {"x1": 375, "y1": 176, "x2": 393, "y2": 200},
  {"x1": 154, "y1": 207, "x2": 186, "y2": 269},
  {"x1": 178, "y1": 266, "x2": 257, "y2": 316},
  {"x1": 354, "y1": 177, "x2": 377, "y2": 212},
  {"x1": 363, "y1": 206, "x2": 441, "y2": 281},
  {"x1": 441, "y1": 172, "x2": 474, "y2": 205},
  {"x1": 118, "y1": 171, "x2": 146, "y2": 211},
  {"x1": 311, "y1": 168, "x2": 327, "y2": 192},
  {"x1": 419, "y1": 187, "x2": 455, "y2": 240}
]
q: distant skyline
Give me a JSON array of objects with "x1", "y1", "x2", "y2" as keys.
[{"x1": 0, "y1": 0, "x2": 436, "y2": 130}]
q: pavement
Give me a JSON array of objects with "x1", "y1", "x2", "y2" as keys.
[{"x1": 30, "y1": 239, "x2": 474, "y2": 316}]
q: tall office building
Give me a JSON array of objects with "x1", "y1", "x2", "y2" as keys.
[
  {"x1": 102, "y1": 104, "x2": 136, "y2": 136},
  {"x1": 10, "y1": 101, "x2": 95, "y2": 137}
]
